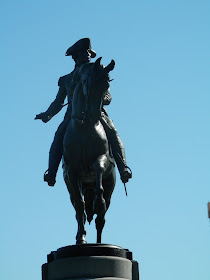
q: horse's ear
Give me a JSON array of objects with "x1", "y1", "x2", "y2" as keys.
[
  {"x1": 93, "y1": 57, "x2": 102, "y2": 69},
  {"x1": 105, "y1": 59, "x2": 115, "y2": 73}
]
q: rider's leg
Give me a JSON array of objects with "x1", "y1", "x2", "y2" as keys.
[
  {"x1": 100, "y1": 115, "x2": 132, "y2": 183},
  {"x1": 44, "y1": 120, "x2": 68, "y2": 186}
]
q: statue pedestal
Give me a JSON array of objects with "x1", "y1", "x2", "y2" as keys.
[{"x1": 42, "y1": 244, "x2": 139, "y2": 280}]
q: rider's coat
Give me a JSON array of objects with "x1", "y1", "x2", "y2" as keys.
[{"x1": 45, "y1": 62, "x2": 126, "y2": 178}]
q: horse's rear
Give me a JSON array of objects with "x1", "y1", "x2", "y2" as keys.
[{"x1": 63, "y1": 58, "x2": 116, "y2": 244}]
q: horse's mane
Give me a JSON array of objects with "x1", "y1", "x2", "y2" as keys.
[
  {"x1": 69, "y1": 63, "x2": 93, "y2": 97},
  {"x1": 78, "y1": 62, "x2": 94, "y2": 78},
  {"x1": 77, "y1": 62, "x2": 106, "y2": 81},
  {"x1": 71, "y1": 62, "x2": 108, "y2": 99}
]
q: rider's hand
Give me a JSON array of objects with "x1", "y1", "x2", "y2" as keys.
[{"x1": 34, "y1": 112, "x2": 50, "y2": 123}]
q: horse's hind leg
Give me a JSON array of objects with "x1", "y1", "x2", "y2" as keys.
[
  {"x1": 68, "y1": 172, "x2": 87, "y2": 244},
  {"x1": 95, "y1": 167, "x2": 116, "y2": 243},
  {"x1": 95, "y1": 213, "x2": 105, "y2": 244},
  {"x1": 93, "y1": 155, "x2": 107, "y2": 243},
  {"x1": 94, "y1": 171, "x2": 106, "y2": 243}
]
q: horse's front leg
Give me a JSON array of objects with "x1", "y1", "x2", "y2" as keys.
[
  {"x1": 68, "y1": 171, "x2": 86, "y2": 245},
  {"x1": 93, "y1": 155, "x2": 107, "y2": 243}
]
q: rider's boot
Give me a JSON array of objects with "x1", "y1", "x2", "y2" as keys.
[
  {"x1": 114, "y1": 148, "x2": 132, "y2": 184},
  {"x1": 43, "y1": 129, "x2": 64, "y2": 186},
  {"x1": 44, "y1": 151, "x2": 62, "y2": 186}
]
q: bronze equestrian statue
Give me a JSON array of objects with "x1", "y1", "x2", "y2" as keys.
[
  {"x1": 35, "y1": 38, "x2": 132, "y2": 244},
  {"x1": 63, "y1": 57, "x2": 116, "y2": 244}
]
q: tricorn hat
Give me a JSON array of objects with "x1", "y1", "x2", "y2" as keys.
[{"x1": 65, "y1": 38, "x2": 96, "y2": 58}]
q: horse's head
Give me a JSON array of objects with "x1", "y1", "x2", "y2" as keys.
[{"x1": 82, "y1": 57, "x2": 115, "y2": 124}]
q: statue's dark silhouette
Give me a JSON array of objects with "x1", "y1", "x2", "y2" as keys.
[
  {"x1": 35, "y1": 38, "x2": 132, "y2": 244},
  {"x1": 63, "y1": 57, "x2": 116, "y2": 244}
]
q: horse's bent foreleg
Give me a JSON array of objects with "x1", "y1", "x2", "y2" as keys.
[{"x1": 84, "y1": 185, "x2": 94, "y2": 224}]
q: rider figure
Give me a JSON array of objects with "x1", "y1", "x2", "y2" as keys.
[{"x1": 35, "y1": 38, "x2": 132, "y2": 186}]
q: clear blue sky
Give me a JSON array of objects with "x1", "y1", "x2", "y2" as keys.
[{"x1": 1, "y1": 1, "x2": 210, "y2": 279}]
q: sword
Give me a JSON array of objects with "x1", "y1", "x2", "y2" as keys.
[
  {"x1": 117, "y1": 152, "x2": 132, "y2": 197},
  {"x1": 124, "y1": 183, "x2": 128, "y2": 196}
]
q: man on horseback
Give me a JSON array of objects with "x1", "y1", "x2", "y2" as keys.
[{"x1": 35, "y1": 38, "x2": 132, "y2": 186}]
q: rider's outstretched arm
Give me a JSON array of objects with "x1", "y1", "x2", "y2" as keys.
[{"x1": 35, "y1": 78, "x2": 67, "y2": 123}]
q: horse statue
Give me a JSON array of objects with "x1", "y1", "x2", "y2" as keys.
[{"x1": 62, "y1": 57, "x2": 116, "y2": 245}]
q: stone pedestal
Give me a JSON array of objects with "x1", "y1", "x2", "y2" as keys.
[{"x1": 42, "y1": 244, "x2": 139, "y2": 280}]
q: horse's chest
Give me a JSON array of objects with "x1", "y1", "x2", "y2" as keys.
[
  {"x1": 79, "y1": 125, "x2": 107, "y2": 158},
  {"x1": 64, "y1": 121, "x2": 108, "y2": 173},
  {"x1": 81, "y1": 127, "x2": 107, "y2": 154}
]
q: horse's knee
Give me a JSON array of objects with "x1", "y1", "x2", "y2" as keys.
[
  {"x1": 93, "y1": 196, "x2": 106, "y2": 215},
  {"x1": 93, "y1": 155, "x2": 108, "y2": 173}
]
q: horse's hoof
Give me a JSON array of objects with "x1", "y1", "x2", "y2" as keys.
[
  {"x1": 76, "y1": 240, "x2": 87, "y2": 245},
  {"x1": 76, "y1": 236, "x2": 87, "y2": 245}
]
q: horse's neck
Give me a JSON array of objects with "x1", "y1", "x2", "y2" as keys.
[
  {"x1": 71, "y1": 81, "x2": 86, "y2": 119},
  {"x1": 71, "y1": 63, "x2": 103, "y2": 124},
  {"x1": 71, "y1": 64, "x2": 92, "y2": 119}
]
